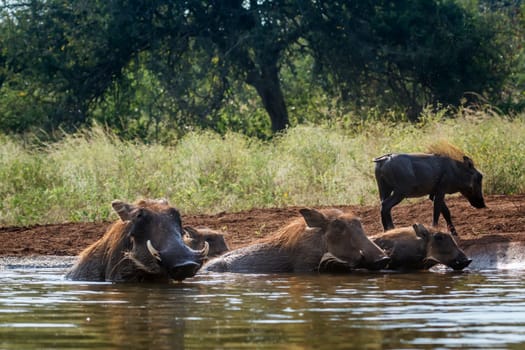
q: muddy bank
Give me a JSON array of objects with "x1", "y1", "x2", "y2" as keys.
[{"x1": 1, "y1": 195, "x2": 524, "y2": 264}]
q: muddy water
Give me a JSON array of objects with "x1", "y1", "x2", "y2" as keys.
[{"x1": 1, "y1": 259, "x2": 525, "y2": 350}]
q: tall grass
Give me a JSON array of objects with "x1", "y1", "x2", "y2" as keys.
[{"x1": 1, "y1": 111, "x2": 524, "y2": 226}]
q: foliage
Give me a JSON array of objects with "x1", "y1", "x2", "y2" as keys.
[
  {"x1": 0, "y1": 0, "x2": 522, "y2": 138},
  {"x1": 481, "y1": 0, "x2": 525, "y2": 113},
  {"x1": 305, "y1": 0, "x2": 516, "y2": 120}
]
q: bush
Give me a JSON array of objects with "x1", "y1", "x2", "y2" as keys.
[{"x1": 0, "y1": 111, "x2": 523, "y2": 226}]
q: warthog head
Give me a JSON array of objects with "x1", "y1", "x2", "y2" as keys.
[
  {"x1": 413, "y1": 223, "x2": 472, "y2": 271},
  {"x1": 458, "y1": 156, "x2": 486, "y2": 209},
  {"x1": 183, "y1": 226, "x2": 230, "y2": 258},
  {"x1": 112, "y1": 199, "x2": 209, "y2": 281},
  {"x1": 301, "y1": 209, "x2": 391, "y2": 271}
]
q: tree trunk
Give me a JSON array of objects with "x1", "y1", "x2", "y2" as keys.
[{"x1": 246, "y1": 64, "x2": 289, "y2": 133}]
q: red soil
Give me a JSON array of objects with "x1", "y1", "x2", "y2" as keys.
[{"x1": 1, "y1": 194, "x2": 524, "y2": 256}]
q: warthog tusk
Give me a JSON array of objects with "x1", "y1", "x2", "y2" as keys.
[
  {"x1": 200, "y1": 241, "x2": 209, "y2": 257},
  {"x1": 147, "y1": 240, "x2": 162, "y2": 262},
  {"x1": 183, "y1": 236, "x2": 194, "y2": 245}
]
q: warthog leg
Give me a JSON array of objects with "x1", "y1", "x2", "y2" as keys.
[
  {"x1": 380, "y1": 192, "x2": 405, "y2": 231},
  {"x1": 432, "y1": 193, "x2": 457, "y2": 235}
]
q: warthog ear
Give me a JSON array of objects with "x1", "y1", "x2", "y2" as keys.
[
  {"x1": 300, "y1": 208, "x2": 327, "y2": 229},
  {"x1": 111, "y1": 200, "x2": 135, "y2": 221},
  {"x1": 413, "y1": 223, "x2": 430, "y2": 240},
  {"x1": 183, "y1": 226, "x2": 199, "y2": 239},
  {"x1": 463, "y1": 156, "x2": 474, "y2": 169}
]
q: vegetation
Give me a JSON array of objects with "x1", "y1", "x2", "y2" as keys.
[
  {"x1": 0, "y1": 1, "x2": 523, "y2": 226},
  {"x1": 0, "y1": 0, "x2": 523, "y2": 139},
  {"x1": 1, "y1": 109, "x2": 524, "y2": 226}
]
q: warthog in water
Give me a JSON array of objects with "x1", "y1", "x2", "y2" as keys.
[
  {"x1": 203, "y1": 208, "x2": 390, "y2": 273},
  {"x1": 66, "y1": 199, "x2": 209, "y2": 282},
  {"x1": 372, "y1": 224, "x2": 472, "y2": 271},
  {"x1": 374, "y1": 141, "x2": 486, "y2": 235},
  {"x1": 183, "y1": 226, "x2": 229, "y2": 258}
]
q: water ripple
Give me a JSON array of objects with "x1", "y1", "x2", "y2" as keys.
[{"x1": 1, "y1": 259, "x2": 525, "y2": 349}]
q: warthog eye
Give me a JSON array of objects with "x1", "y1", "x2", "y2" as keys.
[
  {"x1": 475, "y1": 172, "x2": 483, "y2": 182},
  {"x1": 133, "y1": 208, "x2": 146, "y2": 220},
  {"x1": 331, "y1": 219, "x2": 346, "y2": 231}
]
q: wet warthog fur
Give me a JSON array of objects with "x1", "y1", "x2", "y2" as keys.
[
  {"x1": 66, "y1": 199, "x2": 208, "y2": 282},
  {"x1": 183, "y1": 226, "x2": 229, "y2": 258},
  {"x1": 203, "y1": 208, "x2": 390, "y2": 273},
  {"x1": 374, "y1": 141, "x2": 486, "y2": 235},
  {"x1": 372, "y1": 224, "x2": 472, "y2": 271}
]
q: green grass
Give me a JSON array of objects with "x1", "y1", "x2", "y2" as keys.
[{"x1": 1, "y1": 111, "x2": 524, "y2": 226}]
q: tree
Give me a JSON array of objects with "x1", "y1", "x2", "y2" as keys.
[
  {"x1": 1, "y1": 0, "x2": 303, "y2": 134},
  {"x1": 305, "y1": 0, "x2": 513, "y2": 120},
  {"x1": 0, "y1": 0, "x2": 520, "y2": 136},
  {"x1": 184, "y1": 0, "x2": 305, "y2": 132},
  {"x1": 0, "y1": 0, "x2": 169, "y2": 130}
]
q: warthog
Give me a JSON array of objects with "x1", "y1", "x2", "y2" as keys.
[
  {"x1": 183, "y1": 226, "x2": 229, "y2": 258},
  {"x1": 374, "y1": 141, "x2": 486, "y2": 235},
  {"x1": 203, "y1": 208, "x2": 390, "y2": 273},
  {"x1": 66, "y1": 199, "x2": 209, "y2": 282},
  {"x1": 372, "y1": 223, "x2": 472, "y2": 271}
]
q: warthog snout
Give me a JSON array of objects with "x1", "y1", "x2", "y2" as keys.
[
  {"x1": 423, "y1": 256, "x2": 472, "y2": 271},
  {"x1": 147, "y1": 239, "x2": 208, "y2": 281},
  {"x1": 169, "y1": 261, "x2": 202, "y2": 281},
  {"x1": 450, "y1": 257, "x2": 472, "y2": 271},
  {"x1": 467, "y1": 196, "x2": 486, "y2": 209}
]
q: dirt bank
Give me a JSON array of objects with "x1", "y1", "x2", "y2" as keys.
[{"x1": 1, "y1": 194, "x2": 524, "y2": 256}]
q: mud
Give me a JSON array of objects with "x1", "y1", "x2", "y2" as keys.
[{"x1": 1, "y1": 195, "x2": 524, "y2": 258}]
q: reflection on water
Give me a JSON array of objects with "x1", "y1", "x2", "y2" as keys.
[{"x1": 1, "y1": 262, "x2": 525, "y2": 350}]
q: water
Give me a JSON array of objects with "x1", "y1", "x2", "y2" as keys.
[{"x1": 1, "y1": 259, "x2": 525, "y2": 350}]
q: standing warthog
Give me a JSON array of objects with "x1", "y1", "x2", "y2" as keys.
[
  {"x1": 183, "y1": 226, "x2": 229, "y2": 258},
  {"x1": 66, "y1": 199, "x2": 209, "y2": 282},
  {"x1": 202, "y1": 208, "x2": 390, "y2": 273},
  {"x1": 374, "y1": 142, "x2": 486, "y2": 235},
  {"x1": 372, "y1": 223, "x2": 472, "y2": 271}
]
